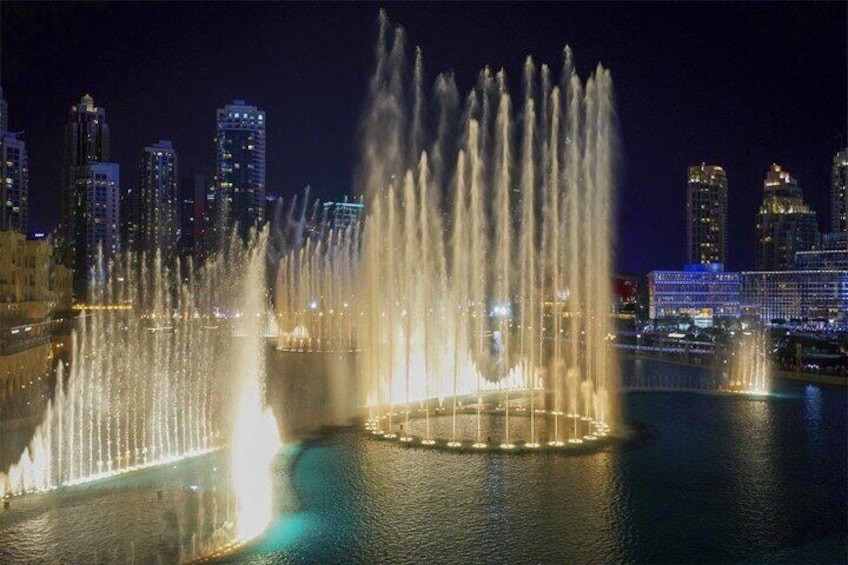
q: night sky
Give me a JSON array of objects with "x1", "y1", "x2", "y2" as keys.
[{"x1": 1, "y1": 2, "x2": 845, "y2": 274}]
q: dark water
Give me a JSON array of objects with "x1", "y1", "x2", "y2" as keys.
[
  {"x1": 1, "y1": 358, "x2": 845, "y2": 564},
  {"x1": 232, "y1": 358, "x2": 847, "y2": 564}
]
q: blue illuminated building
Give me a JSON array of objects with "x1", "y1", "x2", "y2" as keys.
[{"x1": 648, "y1": 263, "x2": 740, "y2": 325}]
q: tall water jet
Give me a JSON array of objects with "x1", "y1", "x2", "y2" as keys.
[
  {"x1": 357, "y1": 13, "x2": 619, "y2": 447},
  {"x1": 267, "y1": 13, "x2": 619, "y2": 448},
  {"x1": 231, "y1": 228, "x2": 281, "y2": 541},
  {"x1": 727, "y1": 331, "x2": 772, "y2": 395},
  {"x1": 0, "y1": 248, "x2": 236, "y2": 497}
]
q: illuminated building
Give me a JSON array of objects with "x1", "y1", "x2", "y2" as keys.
[
  {"x1": 0, "y1": 86, "x2": 28, "y2": 234},
  {"x1": 322, "y1": 198, "x2": 365, "y2": 231},
  {"x1": 61, "y1": 94, "x2": 111, "y2": 269},
  {"x1": 832, "y1": 148, "x2": 848, "y2": 234},
  {"x1": 0, "y1": 230, "x2": 72, "y2": 319},
  {"x1": 756, "y1": 163, "x2": 819, "y2": 270},
  {"x1": 794, "y1": 233, "x2": 848, "y2": 270},
  {"x1": 648, "y1": 263, "x2": 741, "y2": 325},
  {"x1": 214, "y1": 101, "x2": 266, "y2": 241},
  {"x1": 73, "y1": 163, "x2": 120, "y2": 296},
  {"x1": 687, "y1": 164, "x2": 727, "y2": 264},
  {"x1": 178, "y1": 173, "x2": 213, "y2": 260},
  {"x1": 740, "y1": 269, "x2": 848, "y2": 323},
  {"x1": 133, "y1": 140, "x2": 178, "y2": 257}
]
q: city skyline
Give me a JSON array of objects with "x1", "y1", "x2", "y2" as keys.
[{"x1": 1, "y1": 3, "x2": 846, "y2": 274}]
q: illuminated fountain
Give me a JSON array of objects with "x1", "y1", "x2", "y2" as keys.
[
  {"x1": 0, "y1": 232, "x2": 283, "y2": 560},
  {"x1": 725, "y1": 331, "x2": 771, "y2": 395},
  {"x1": 273, "y1": 195, "x2": 362, "y2": 353},
  {"x1": 268, "y1": 15, "x2": 619, "y2": 449},
  {"x1": 231, "y1": 229, "x2": 281, "y2": 542},
  {"x1": 0, "y1": 250, "x2": 232, "y2": 498}
]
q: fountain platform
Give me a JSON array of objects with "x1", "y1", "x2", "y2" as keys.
[{"x1": 364, "y1": 407, "x2": 622, "y2": 454}]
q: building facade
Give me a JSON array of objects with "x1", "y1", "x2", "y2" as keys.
[
  {"x1": 795, "y1": 233, "x2": 848, "y2": 270},
  {"x1": 0, "y1": 132, "x2": 28, "y2": 234},
  {"x1": 214, "y1": 101, "x2": 266, "y2": 241},
  {"x1": 756, "y1": 163, "x2": 819, "y2": 270},
  {"x1": 687, "y1": 164, "x2": 727, "y2": 264},
  {"x1": 0, "y1": 230, "x2": 72, "y2": 318},
  {"x1": 178, "y1": 173, "x2": 213, "y2": 260},
  {"x1": 134, "y1": 140, "x2": 178, "y2": 257},
  {"x1": 62, "y1": 95, "x2": 111, "y2": 263},
  {"x1": 648, "y1": 263, "x2": 741, "y2": 324},
  {"x1": 832, "y1": 148, "x2": 848, "y2": 234},
  {"x1": 740, "y1": 270, "x2": 848, "y2": 323},
  {"x1": 0, "y1": 88, "x2": 28, "y2": 234},
  {"x1": 73, "y1": 163, "x2": 120, "y2": 297},
  {"x1": 322, "y1": 198, "x2": 365, "y2": 231}
]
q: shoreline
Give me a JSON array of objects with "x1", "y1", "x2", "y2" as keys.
[{"x1": 619, "y1": 351, "x2": 847, "y2": 387}]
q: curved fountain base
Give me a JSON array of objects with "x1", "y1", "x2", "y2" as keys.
[{"x1": 364, "y1": 409, "x2": 620, "y2": 454}]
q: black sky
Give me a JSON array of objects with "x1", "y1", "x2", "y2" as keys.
[{"x1": 1, "y1": 2, "x2": 845, "y2": 274}]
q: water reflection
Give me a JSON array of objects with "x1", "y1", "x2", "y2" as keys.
[{"x1": 2, "y1": 361, "x2": 846, "y2": 564}]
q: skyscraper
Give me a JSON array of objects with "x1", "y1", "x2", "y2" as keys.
[
  {"x1": 214, "y1": 100, "x2": 266, "y2": 241},
  {"x1": 686, "y1": 164, "x2": 728, "y2": 265},
  {"x1": 134, "y1": 140, "x2": 178, "y2": 257},
  {"x1": 61, "y1": 95, "x2": 120, "y2": 298},
  {"x1": 756, "y1": 163, "x2": 819, "y2": 270},
  {"x1": 61, "y1": 94, "x2": 111, "y2": 267},
  {"x1": 178, "y1": 173, "x2": 213, "y2": 259},
  {"x1": 73, "y1": 163, "x2": 120, "y2": 296},
  {"x1": 832, "y1": 148, "x2": 848, "y2": 234},
  {"x1": 0, "y1": 87, "x2": 28, "y2": 234}
]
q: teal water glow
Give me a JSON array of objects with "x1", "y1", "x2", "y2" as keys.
[{"x1": 1, "y1": 359, "x2": 845, "y2": 563}]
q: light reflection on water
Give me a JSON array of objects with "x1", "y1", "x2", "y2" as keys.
[{"x1": 1, "y1": 358, "x2": 846, "y2": 564}]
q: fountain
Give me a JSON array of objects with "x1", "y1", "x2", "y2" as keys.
[
  {"x1": 230, "y1": 229, "x2": 281, "y2": 542},
  {"x1": 0, "y1": 229, "x2": 282, "y2": 557},
  {"x1": 357, "y1": 14, "x2": 618, "y2": 449},
  {"x1": 725, "y1": 331, "x2": 771, "y2": 395},
  {"x1": 266, "y1": 12, "x2": 619, "y2": 450},
  {"x1": 273, "y1": 196, "x2": 362, "y2": 354},
  {"x1": 0, "y1": 250, "x2": 232, "y2": 498}
]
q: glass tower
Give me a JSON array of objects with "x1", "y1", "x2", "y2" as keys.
[
  {"x1": 62, "y1": 95, "x2": 120, "y2": 298},
  {"x1": 62, "y1": 94, "x2": 112, "y2": 268},
  {"x1": 135, "y1": 140, "x2": 178, "y2": 257},
  {"x1": 0, "y1": 87, "x2": 28, "y2": 233},
  {"x1": 73, "y1": 163, "x2": 120, "y2": 297},
  {"x1": 756, "y1": 163, "x2": 819, "y2": 270},
  {"x1": 214, "y1": 100, "x2": 266, "y2": 242},
  {"x1": 687, "y1": 164, "x2": 728, "y2": 264},
  {"x1": 832, "y1": 148, "x2": 848, "y2": 234}
]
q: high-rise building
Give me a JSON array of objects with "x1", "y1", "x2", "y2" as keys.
[
  {"x1": 214, "y1": 100, "x2": 266, "y2": 241},
  {"x1": 134, "y1": 140, "x2": 178, "y2": 257},
  {"x1": 832, "y1": 148, "x2": 848, "y2": 234},
  {"x1": 120, "y1": 185, "x2": 137, "y2": 252},
  {"x1": 795, "y1": 233, "x2": 848, "y2": 270},
  {"x1": 178, "y1": 173, "x2": 213, "y2": 259},
  {"x1": 0, "y1": 88, "x2": 28, "y2": 234},
  {"x1": 72, "y1": 163, "x2": 120, "y2": 298},
  {"x1": 0, "y1": 131, "x2": 28, "y2": 234},
  {"x1": 755, "y1": 164, "x2": 819, "y2": 271},
  {"x1": 686, "y1": 164, "x2": 727, "y2": 265},
  {"x1": 61, "y1": 94, "x2": 111, "y2": 267}
]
